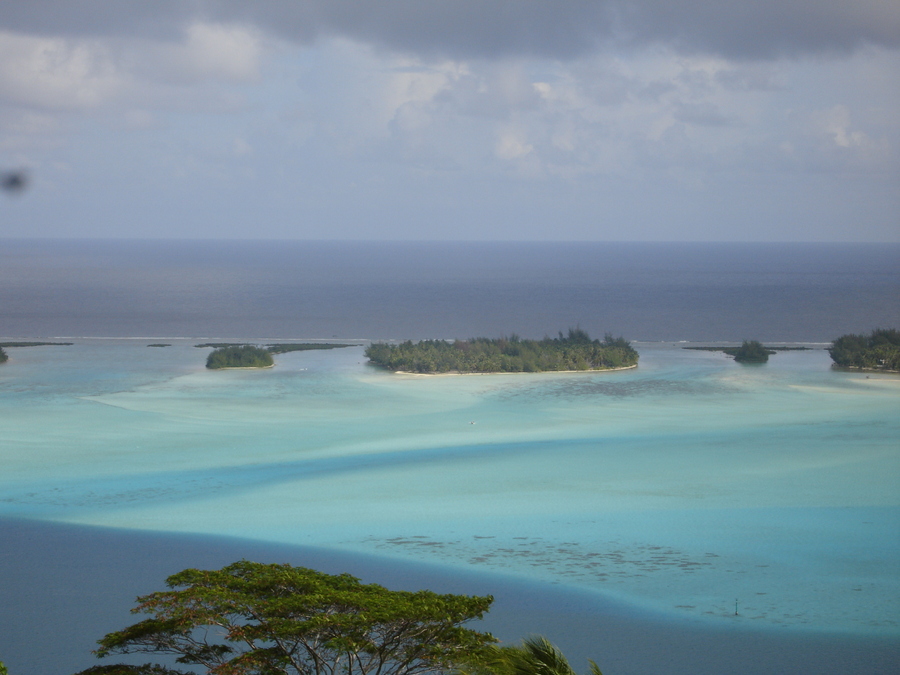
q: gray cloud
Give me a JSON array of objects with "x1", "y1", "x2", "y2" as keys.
[
  {"x1": 0, "y1": 1, "x2": 194, "y2": 40},
  {"x1": 4, "y1": 1, "x2": 898, "y2": 60},
  {"x1": 616, "y1": 0, "x2": 900, "y2": 59}
]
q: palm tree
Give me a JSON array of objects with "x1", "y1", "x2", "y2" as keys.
[{"x1": 473, "y1": 635, "x2": 603, "y2": 675}]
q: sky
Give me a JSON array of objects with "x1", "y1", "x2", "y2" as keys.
[{"x1": 1, "y1": 1, "x2": 898, "y2": 241}]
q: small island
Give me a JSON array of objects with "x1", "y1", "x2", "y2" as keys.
[
  {"x1": 196, "y1": 342, "x2": 355, "y2": 353},
  {"x1": 365, "y1": 329, "x2": 638, "y2": 374},
  {"x1": 828, "y1": 328, "x2": 900, "y2": 371},
  {"x1": 683, "y1": 343, "x2": 810, "y2": 363},
  {"x1": 0, "y1": 341, "x2": 73, "y2": 365},
  {"x1": 206, "y1": 345, "x2": 274, "y2": 369},
  {"x1": 731, "y1": 340, "x2": 773, "y2": 363},
  {"x1": 203, "y1": 342, "x2": 358, "y2": 369},
  {"x1": 266, "y1": 343, "x2": 357, "y2": 354}
]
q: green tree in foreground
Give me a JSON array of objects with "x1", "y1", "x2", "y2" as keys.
[
  {"x1": 75, "y1": 666, "x2": 188, "y2": 675},
  {"x1": 86, "y1": 561, "x2": 495, "y2": 675},
  {"x1": 468, "y1": 636, "x2": 602, "y2": 675},
  {"x1": 0, "y1": 347, "x2": 7, "y2": 364}
]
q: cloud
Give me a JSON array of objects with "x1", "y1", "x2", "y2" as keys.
[
  {"x1": 138, "y1": 22, "x2": 262, "y2": 84},
  {"x1": 495, "y1": 129, "x2": 534, "y2": 160},
  {"x1": 0, "y1": 1, "x2": 195, "y2": 41},
  {"x1": 4, "y1": 1, "x2": 898, "y2": 61},
  {"x1": 0, "y1": 21, "x2": 261, "y2": 113},
  {"x1": 1, "y1": 2, "x2": 896, "y2": 242},
  {"x1": 611, "y1": 0, "x2": 900, "y2": 59},
  {"x1": 0, "y1": 31, "x2": 122, "y2": 110}
]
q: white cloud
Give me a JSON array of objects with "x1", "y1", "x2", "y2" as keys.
[
  {"x1": 0, "y1": 22, "x2": 262, "y2": 113},
  {"x1": 131, "y1": 22, "x2": 262, "y2": 85},
  {"x1": 818, "y1": 105, "x2": 865, "y2": 148},
  {"x1": 495, "y1": 130, "x2": 534, "y2": 160},
  {"x1": 0, "y1": 31, "x2": 122, "y2": 110},
  {"x1": 0, "y1": 8, "x2": 896, "y2": 241}
]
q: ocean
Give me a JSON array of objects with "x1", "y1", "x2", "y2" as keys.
[
  {"x1": 2, "y1": 240, "x2": 898, "y2": 341},
  {"x1": 0, "y1": 240, "x2": 898, "y2": 675}
]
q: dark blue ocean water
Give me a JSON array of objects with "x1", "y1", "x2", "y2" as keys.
[{"x1": 1, "y1": 240, "x2": 898, "y2": 341}]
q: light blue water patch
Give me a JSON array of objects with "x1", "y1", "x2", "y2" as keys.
[{"x1": 1, "y1": 341, "x2": 897, "y2": 634}]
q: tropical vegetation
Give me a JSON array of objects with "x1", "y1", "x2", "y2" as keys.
[
  {"x1": 205, "y1": 345, "x2": 274, "y2": 369},
  {"x1": 81, "y1": 561, "x2": 496, "y2": 675},
  {"x1": 0, "y1": 341, "x2": 77, "y2": 364},
  {"x1": 828, "y1": 328, "x2": 900, "y2": 371},
  {"x1": 74, "y1": 561, "x2": 604, "y2": 675},
  {"x1": 0, "y1": 341, "x2": 73, "y2": 347},
  {"x1": 196, "y1": 343, "x2": 354, "y2": 352},
  {"x1": 730, "y1": 340, "x2": 773, "y2": 363},
  {"x1": 365, "y1": 329, "x2": 638, "y2": 373},
  {"x1": 469, "y1": 635, "x2": 603, "y2": 675},
  {"x1": 203, "y1": 343, "x2": 357, "y2": 369},
  {"x1": 266, "y1": 343, "x2": 356, "y2": 354}
]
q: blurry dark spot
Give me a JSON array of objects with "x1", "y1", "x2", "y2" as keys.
[{"x1": 2, "y1": 171, "x2": 29, "y2": 194}]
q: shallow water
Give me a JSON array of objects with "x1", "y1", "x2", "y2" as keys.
[
  {"x1": 1, "y1": 340, "x2": 897, "y2": 638},
  {"x1": 5, "y1": 518, "x2": 898, "y2": 675}
]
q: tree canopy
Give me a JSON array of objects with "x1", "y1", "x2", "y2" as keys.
[
  {"x1": 828, "y1": 328, "x2": 900, "y2": 371},
  {"x1": 88, "y1": 561, "x2": 495, "y2": 675},
  {"x1": 465, "y1": 636, "x2": 602, "y2": 675},
  {"x1": 365, "y1": 329, "x2": 638, "y2": 374},
  {"x1": 205, "y1": 345, "x2": 274, "y2": 369},
  {"x1": 730, "y1": 340, "x2": 772, "y2": 363}
]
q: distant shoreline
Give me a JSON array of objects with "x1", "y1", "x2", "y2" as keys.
[{"x1": 392, "y1": 364, "x2": 638, "y2": 376}]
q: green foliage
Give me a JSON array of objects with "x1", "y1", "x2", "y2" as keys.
[
  {"x1": 147, "y1": 344, "x2": 171, "y2": 348},
  {"x1": 728, "y1": 340, "x2": 773, "y2": 363},
  {"x1": 0, "y1": 341, "x2": 77, "y2": 363},
  {"x1": 93, "y1": 560, "x2": 495, "y2": 675},
  {"x1": 0, "y1": 660, "x2": 8, "y2": 675},
  {"x1": 74, "y1": 665, "x2": 189, "y2": 675},
  {"x1": 683, "y1": 346, "x2": 810, "y2": 352},
  {"x1": 365, "y1": 329, "x2": 638, "y2": 374},
  {"x1": 829, "y1": 328, "x2": 900, "y2": 371},
  {"x1": 196, "y1": 343, "x2": 354, "y2": 353},
  {"x1": 205, "y1": 345, "x2": 274, "y2": 369},
  {"x1": 0, "y1": 341, "x2": 73, "y2": 347},
  {"x1": 265, "y1": 343, "x2": 357, "y2": 354},
  {"x1": 466, "y1": 636, "x2": 602, "y2": 675}
]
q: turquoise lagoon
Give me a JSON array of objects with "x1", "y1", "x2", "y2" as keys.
[{"x1": 1, "y1": 339, "x2": 898, "y2": 636}]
